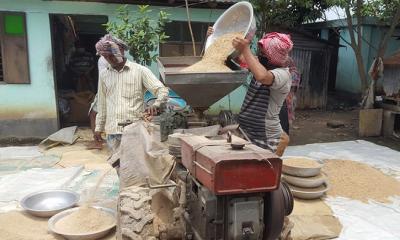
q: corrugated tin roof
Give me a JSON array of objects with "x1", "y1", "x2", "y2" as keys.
[{"x1": 53, "y1": 0, "x2": 238, "y2": 8}]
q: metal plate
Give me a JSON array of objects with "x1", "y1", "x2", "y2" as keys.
[
  {"x1": 20, "y1": 190, "x2": 79, "y2": 217},
  {"x1": 282, "y1": 156, "x2": 323, "y2": 177},
  {"x1": 48, "y1": 206, "x2": 116, "y2": 240},
  {"x1": 228, "y1": 196, "x2": 263, "y2": 240},
  {"x1": 282, "y1": 173, "x2": 326, "y2": 188},
  {"x1": 287, "y1": 182, "x2": 329, "y2": 200},
  {"x1": 205, "y1": 1, "x2": 256, "y2": 59},
  {"x1": 157, "y1": 57, "x2": 247, "y2": 110}
]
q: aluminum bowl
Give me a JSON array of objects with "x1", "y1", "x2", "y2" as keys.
[
  {"x1": 282, "y1": 173, "x2": 327, "y2": 188},
  {"x1": 20, "y1": 190, "x2": 79, "y2": 217},
  {"x1": 48, "y1": 206, "x2": 116, "y2": 240},
  {"x1": 205, "y1": 1, "x2": 256, "y2": 58},
  {"x1": 287, "y1": 182, "x2": 329, "y2": 200},
  {"x1": 282, "y1": 156, "x2": 323, "y2": 177}
]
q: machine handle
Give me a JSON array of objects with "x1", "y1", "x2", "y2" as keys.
[
  {"x1": 146, "y1": 177, "x2": 176, "y2": 189},
  {"x1": 238, "y1": 127, "x2": 252, "y2": 143},
  {"x1": 227, "y1": 131, "x2": 232, "y2": 143}
]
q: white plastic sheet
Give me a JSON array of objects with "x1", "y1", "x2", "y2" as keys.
[
  {"x1": 326, "y1": 197, "x2": 400, "y2": 240},
  {"x1": 285, "y1": 140, "x2": 400, "y2": 179},
  {"x1": 0, "y1": 146, "x2": 42, "y2": 160},
  {"x1": 0, "y1": 167, "x2": 83, "y2": 212},
  {"x1": 285, "y1": 140, "x2": 400, "y2": 239}
]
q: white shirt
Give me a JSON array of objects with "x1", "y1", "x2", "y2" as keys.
[
  {"x1": 265, "y1": 67, "x2": 292, "y2": 149},
  {"x1": 95, "y1": 59, "x2": 169, "y2": 134}
]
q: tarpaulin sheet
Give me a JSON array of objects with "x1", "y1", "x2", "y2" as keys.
[
  {"x1": 0, "y1": 167, "x2": 83, "y2": 212},
  {"x1": 0, "y1": 146, "x2": 42, "y2": 160},
  {"x1": 285, "y1": 140, "x2": 400, "y2": 239},
  {"x1": 0, "y1": 146, "x2": 60, "y2": 176}
]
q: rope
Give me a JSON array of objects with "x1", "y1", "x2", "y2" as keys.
[
  {"x1": 184, "y1": 0, "x2": 197, "y2": 56},
  {"x1": 200, "y1": 8, "x2": 214, "y2": 56},
  {"x1": 158, "y1": 1, "x2": 209, "y2": 10}
]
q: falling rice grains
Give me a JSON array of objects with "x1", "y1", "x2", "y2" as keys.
[
  {"x1": 322, "y1": 160, "x2": 400, "y2": 203},
  {"x1": 182, "y1": 32, "x2": 244, "y2": 73}
]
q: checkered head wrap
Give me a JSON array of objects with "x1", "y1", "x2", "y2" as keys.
[
  {"x1": 95, "y1": 34, "x2": 129, "y2": 63},
  {"x1": 258, "y1": 32, "x2": 293, "y2": 66}
]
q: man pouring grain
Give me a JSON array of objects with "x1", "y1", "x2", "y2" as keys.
[{"x1": 233, "y1": 32, "x2": 294, "y2": 156}]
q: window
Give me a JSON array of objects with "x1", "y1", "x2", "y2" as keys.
[
  {"x1": 0, "y1": 12, "x2": 30, "y2": 84},
  {"x1": 160, "y1": 21, "x2": 212, "y2": 57}
]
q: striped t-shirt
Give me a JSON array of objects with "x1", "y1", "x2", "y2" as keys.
[{"x1": 239, "y1": 68, "x2": 291, "y2": 152}]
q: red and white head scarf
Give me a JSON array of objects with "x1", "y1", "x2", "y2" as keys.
[{"x1": 258, "y1": 32, "x2": 293, "y2": 67}]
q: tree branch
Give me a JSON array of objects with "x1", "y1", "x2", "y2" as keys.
[
  {"x1": 356, "y1": 0, "x2": 363, "y2": 53},
  {"x1": 333, "y1": 27, "x2": 353, "y2": 46},
  {"x1": 345, "y1": 4, "x2": 357, "y2": 51},
  {"x1": 377, "y1": 6, "x2": 400, "y2": 57}
]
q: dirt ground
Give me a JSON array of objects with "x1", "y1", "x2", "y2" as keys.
[
  {"x1": 1, "y1": 108, "x2": 399, "y2": 152},
  {"x1": 290, "y1": 109, "x2": 400, "y2": 151}
]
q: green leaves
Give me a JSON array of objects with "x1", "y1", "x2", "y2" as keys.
[
  {"x1": 104, "y1": 5, "x2": 170, "y2": 66},
  {"x1": 250, "y1": 0, "x2": 336, "y2": 35},
  {"x1": 361, "y1": 0, "x2": 400, "y2": 23}
]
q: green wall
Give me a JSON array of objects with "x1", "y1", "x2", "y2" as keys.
[
  {"x1": 0, "y1": 0, "x2": 227, "y2": 137},
  {"x1": 336, "y1": 25, "x2": 400, "y2": 94}
]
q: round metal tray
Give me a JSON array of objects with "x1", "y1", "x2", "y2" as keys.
[
  {"x1": 282, "y1": 156, "x2": 323, "y2": 177},
  {"x1": 48, "y1": 206, "x2": 116, "y2": 240},
  {"x1": 205, "y1": 1, "x2": 256, "y2": 58},
  {"x1": 287, "y1": 182, "x2": 329, "y2": 200},
  {"x1": 20, "y1": 190, "x2": 79, "y2": 218},
  {"x1": 282, "y1": 173, "x2": 327, "y2": 188}
]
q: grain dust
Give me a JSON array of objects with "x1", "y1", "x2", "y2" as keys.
[
  {"x1": 322, "y1": 160, "x2": 400, "y2": 203},
  {"x1": 55, "y1": 207, "x2": 115, "y2": 234},
  {"x1": 182, "y1": 32, "x2": 243, "y2": 72},
  {"x1": 0, "y1": 211, "x2": 61, "y2": 240},
  {"x1": 284, "y1": 158, "x2": 322, "y2": 168}
]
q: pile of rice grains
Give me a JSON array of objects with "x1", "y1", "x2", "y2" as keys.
[{"x1": 322, "y1": 160, "x2": 400, "y2": 203}]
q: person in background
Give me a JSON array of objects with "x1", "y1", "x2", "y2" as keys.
[
  {"x1": 282, "y1": 58, "x2": 301, "y2": 134},
  {"x1": 94, "y1": 34, "x2": 169, "y2": 167},
  {"x1": 233, "y1": 32, "x2": 295, "y2": 156}
]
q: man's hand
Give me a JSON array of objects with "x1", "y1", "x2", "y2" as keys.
[
  {"x1": 232, "y1": 37, "x2": 251, "y2": 54},
  {"x1": 206, "y1": 26, "x2": 214, "y2": 37},
  {"x1": 146, "y1": 105, "x2": 160, "y2": 116},
  {"x1": 144, "y1": 104, "x2": 162, "y2": 122},
  {"x1": 94, "y1": 131, "x2": 104, "y2": 142}
]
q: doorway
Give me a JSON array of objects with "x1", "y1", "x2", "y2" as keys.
[
  {"x1": 327, "y1": 28, "x2": 340, "y2": 92},
  {"x1": 50, "y1": 14, "x2": 108, "y2": 128}
]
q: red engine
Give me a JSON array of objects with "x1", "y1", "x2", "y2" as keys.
[
  {"x1": 180, "y1": 135, "x2": 282, "y2": 195},
  {"x1": 177, "y1": 135, "x2": 292, "y2": 240}
]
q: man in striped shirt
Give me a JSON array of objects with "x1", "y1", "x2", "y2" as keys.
[
  {"x1": 233, "y1": 33, "x2": 293, "y2": 156},
  {"x1": 94, "y1": 34, "x2": 168, "y2": 160}
]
